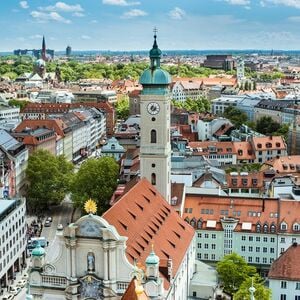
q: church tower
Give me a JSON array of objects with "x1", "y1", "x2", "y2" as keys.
[
  {"x1": 41, "y1": 35, "x2": 47, "y2": 61},
  {"x1": 139, "y1": 31, "x2": 171, "y2": 203}
]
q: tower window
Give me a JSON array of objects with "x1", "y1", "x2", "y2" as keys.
[
  {"x1": 151, "y1": 129, "x2": 157, "y2": 143},
  {"x1": 151, "y1": 173, "x2": 156, "y2": 185},
  {"x1": 152, "y1": 163, "x2": 156, "y2": 168},
  {"x1": 151, "y1": 117, "x2": 156, "y2": 122}
]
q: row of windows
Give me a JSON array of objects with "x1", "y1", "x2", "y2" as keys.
[
  {"x1": 241, "y1": 236, "x2": 276, "y2": 243},
  {"x1": 197, "y1": 233, "x2": 217, "y2": 239},
  {"x1": 281, "y1": 281, "x2": 300, "y2": 290},
  {"x1": 241, "y1": 246, "x2": 275, "y2": 253},
  {"x1": 197, "y1": 243, "x2": 216, "y2": 249},
  {"x1": 197, "y1": 253, "x2": 216, "y2": 260}
]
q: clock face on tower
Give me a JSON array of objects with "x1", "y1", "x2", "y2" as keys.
[{"x1": 147, "y1": 102, "x2": 160, "y2": 115}]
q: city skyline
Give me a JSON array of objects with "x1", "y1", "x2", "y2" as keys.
[{"x1": 2, "y1": 0, "x2": 300, "y2": 51}]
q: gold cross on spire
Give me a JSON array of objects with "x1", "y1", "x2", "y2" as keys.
[{"x1": 153, "y1": 27, "x2": 158, "y2": 37}]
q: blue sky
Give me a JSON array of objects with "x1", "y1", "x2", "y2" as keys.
[{"x1": 2, "y1": 0, "x2": 300, "y2": 51}]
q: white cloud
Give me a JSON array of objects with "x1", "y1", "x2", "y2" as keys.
[
  {"x1": 40, "y1": 2, "x2": 84, "y2": 12},
  {"x1": 103, "y1": 0, "x2": 140, "y2": 6},
  {"x1": 224, "y1": 0, "x2": 250, "y2": 5},
  {"x1": 30, "y1": 11, "x2": 71, "y2": 24},
  {"x1": 263, "y1": 0, "x2": 300, "y2": 9},
  {"x1": 90, "y1": 20, "x2": 98, "y2": 23},
  {"x1": 73, "y1": 12, "x2": 85, "y2": 17},
  {"x1": 121, "y1": 9, "x2": 147, "y2": 18},
  {"x1": 20, "y1": 1, "x2": 29, "y2": 9},
  {"x1": 169, "y1": 7, "x2": 186, "y2": 20},
  {"x1": 81, "y1": 35, "x2": 91, "y2": 39},
  {"x1": 29, "y1": 34, "x2": 43, "y2": 39}
]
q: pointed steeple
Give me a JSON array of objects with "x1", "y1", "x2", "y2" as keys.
[
  {"x1": 41, "y1": 35, "x2": 46, "y2": 61},
  {"x1": 150, "y1": 28, "x2": 162, "y2": 69}
]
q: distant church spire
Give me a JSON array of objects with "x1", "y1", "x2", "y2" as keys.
[{"x1": 42, "y1": 36, "x2": 46, "y2": 61}]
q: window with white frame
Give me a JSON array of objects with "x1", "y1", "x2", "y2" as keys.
[{"x1": 281, "y1": 281, "x2": 287, "y2": 289}]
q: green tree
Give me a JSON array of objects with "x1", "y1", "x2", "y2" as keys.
[
  {"x1": 253, "y1": 81, "x2": 257, "y2": 90},
  {"x1": 244, "y1": 81, "x2": 249, "y2": 91},
  {"x1": 71, "y1": 157, "x2": 119, "y2": 214},
  {"x1": 115, "y1": 96, "x2": 130, "y2": 119},
  {"x1": 8, "y1": 99, "x2": 29, "y2": 110},
  {"x1": 216, "y1": 253, "x2": 256, "y2": 294},
  {"x1": 234, "y1": 274, "x2": 271, "y2": 300},
  {"x1": 26, "y1": 150, "x2": 74, "y2": 213},
  {"x1": 255, "y1": 116, "x2": 281, "y2": 135},
  {"x1": 223, "y1": 106, "x2": 248, "y2": 128}
]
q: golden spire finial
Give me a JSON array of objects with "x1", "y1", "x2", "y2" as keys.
[{"x1": 84, "y1": 198, "x2": 97, "y2": 214}]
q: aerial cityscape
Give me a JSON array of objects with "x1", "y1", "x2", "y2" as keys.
[{"x1": 1, "y1": 1, "x2": 300, "y2": 300}]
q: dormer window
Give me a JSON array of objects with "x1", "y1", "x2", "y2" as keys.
[
  {"x1": 184, "y1": 217, "x2": 190, "y2": 223},
  {"x1": 252, "y1": 179, "x2": 258, "y2": 186},
  {"x1": 280, "y1": 222, "x2": 287, "y2": 231},
  {"x1": 197, "y1": 219, "x2": 203, "y2": 229},
  {"x1": 263, "y1": 223, "x2": 268, "y2": 233},
  {"x1": 190, "y1": 218, "x2": 196, "y2": 228},
  {"x1": 232, "y1": 178, "x2": 238, "y2": 186},
  {"x1": 293, "y1": 223, "x2": 300, "y2": 232},
  {"x1": 238, "y1": 149, "x2": 243, "y2": 156},
  {"x1": 270, "y1": 223, "x2": 276, "y2": 233},
  {"x1": 242, "y1": 178, "x2": 248, "y2": 186},
  {"x1": 257, "y1": 143, "x2": 262, "y2": 149},
  {"x1": 256, "y1": 222, "x2": 261, "y2": 233},
  {"x1": 266, "y1": 142, "x2": 272, "y2": 148},
  {"x1": 276, "y1": 142, "x2": 281, "y2": 147},
  {"x1": 283, "y1": 164, "x2": 288, "y2": 170}
]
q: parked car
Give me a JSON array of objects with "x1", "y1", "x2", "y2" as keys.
[
  {"x1": 44, "y1": 220, "x2": 51, "y2": 227},
  {"x1": 9, "y1": 286, "x2": 21, "y2": 295},
  {"x1": 16, "y1": 279, "x2": 27, "y2": 288},
  {"x1": 57, "y1": 224, "x2": 63, "y2": 230},
  {"x1": 46, "y1": 217, "x2": 52, "y2": 222}
]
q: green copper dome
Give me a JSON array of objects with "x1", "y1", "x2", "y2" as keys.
[
  {"x1": 140, "y1": 68, "x2": 171, "y2": 85},
  {"x1": 31, "y1": 243, "x2": 45, "y2": 257},
  {"x1": 145, "y1": 248, "x2": 159, "y2": 265},
  {"x1": 139, "y1": 33, "x2": 171, "y2": 86}
]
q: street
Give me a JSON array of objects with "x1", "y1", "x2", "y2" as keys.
[{"x1": 2, "y1": 197, "x2": 76, "y2": 300}]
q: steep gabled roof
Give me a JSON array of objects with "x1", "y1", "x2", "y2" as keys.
[
  {"x1": 269, "y1": 243, "x2": 300, "y2": 281},
  {"x1": 103, "y1": 178, "x2": 195, "y2": 288}
]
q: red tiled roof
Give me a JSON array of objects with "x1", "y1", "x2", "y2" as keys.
[
  {"x1": 103, "y1": 178, "x2": 195, "y2": 288},
  {"x1": 268, "y1": 243, "x2": 300, "y2": 281},
  {"x1": 183, "y1": 194, "x2": 279, "y2": 232},
  {"x1": 263, "y1": 155, "x2": 300, "y2": 174},
  {"x1": 226, "y1": 172, "x2": 264, "y2": 189},
  {"x1": 251, "y1": 136, "x2": 286, "y2": 151}
]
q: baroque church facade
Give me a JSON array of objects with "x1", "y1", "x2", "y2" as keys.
[{"x1": 28, "y1": 34, "x2": 196, "y2": 300}]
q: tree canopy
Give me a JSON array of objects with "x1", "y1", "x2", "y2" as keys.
[
  {"x1": 233, "y1": 274, "x2": 271, "y2": 300},
  {"x1": 216, "y1": 252, "x2": 256, "y2": 295},
  {"x1": 172, "y1": 97, "x2": 211, "y2": 113},
  {"x1": 223, "y1": 106, "x2": 248, "y2": 128},
  {"x1": 70, "y1": 157, "x2": 119, "y2": 214},
  {"x1": 26, "y1": 150, "x2": 74, "y2": 213},
  {"x1": 255, "y1": 116, "x2": 281, "y2": 135},
  {"x1": 115, "y1": 96, "x2": 130, "y2": 120}
]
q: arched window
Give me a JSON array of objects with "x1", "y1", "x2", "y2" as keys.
[
  {"x1": 263, "y1": 223, "x2": 268, "y2": 233},
  {"x1": 151, "y1": 173, "x2": 156, "y2": 185},
  {"x1": 151, "y1": 129, "x2": 157, "y2": 143}
]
